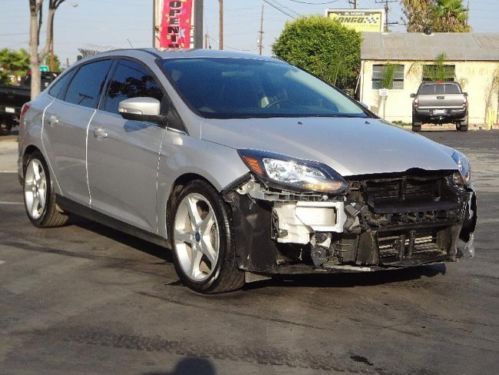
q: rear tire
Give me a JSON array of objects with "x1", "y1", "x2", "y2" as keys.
[
  {"x1": 23, "y1": 151, "x2": 69, "y2": 227},
  {"x1": 0, "y1": 121, "x2": 11, "y2": 136},
  {"x1": 412, "y1": 117, "x2": 422, "y2": 132},
  {"x1": 169, "y1": 180, "x2": 245, "y2": 294},
  {"x1": 458, "y1": 116, "x2": 469, "y2": 132}
]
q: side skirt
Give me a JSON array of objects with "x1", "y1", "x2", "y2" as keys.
[{"x1": 56, "y1": 195, "x2": 170, "y2": 249}]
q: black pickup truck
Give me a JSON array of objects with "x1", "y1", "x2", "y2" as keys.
[{"x1": 0, "y1": 72, "x2": 58, "y2": 135}]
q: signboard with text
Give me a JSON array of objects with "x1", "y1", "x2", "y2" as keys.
[
  {"x1": 155, "y1": 0, "x2": 194, "y2": 49},
  {"x1": 326, "y1": 9, "x2": 385, "y2": 33}
]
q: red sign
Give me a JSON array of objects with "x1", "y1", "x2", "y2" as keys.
[{"x1": 159, "y1": 0, "x2": 193, "y2": 49}]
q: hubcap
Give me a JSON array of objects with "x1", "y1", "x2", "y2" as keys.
[
  {"x1": 24, "y1": 159, "x2": 47, "y2": 220},
  {"x1": 173, "y1": 193, "x2": 220, "y2": 282}
]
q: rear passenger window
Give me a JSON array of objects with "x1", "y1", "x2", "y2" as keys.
[
  {"x1": 444, "y1": 84, "x2": 461, "y2": 94},
  {"x1": 65, "y1": 60, "x2": 112, "y2": 108},
  {"x1": 48, "y1": 69, "x2": 75, "y2": 99},
  {"x1": 102, "y1": 60, "x2": 163, "y2": 114}
]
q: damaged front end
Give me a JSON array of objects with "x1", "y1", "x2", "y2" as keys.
[{"x1": 224, "y1": 157, "x2": 477, "y2": 275}]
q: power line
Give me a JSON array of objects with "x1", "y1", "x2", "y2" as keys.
[
  {"x1": 207, "y1": 36, "x2": 250, "y2": 52},
  {"x1": 0, "y1": 32, "x2": 30, "y2": 36},
  {"x1": 286, "y1": 0, "x2": 339, "y2": 4},
  {"x1": 263, "y1": 0, "x2": 297, "y2": 19}
]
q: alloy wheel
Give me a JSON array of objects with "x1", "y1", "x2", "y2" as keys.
[
  {"x1": 173, "y1": 193, "x2": 220, "y2": 282},
  {"x1": 24, "y1": 159, "x2": 48, "y2": 220}
]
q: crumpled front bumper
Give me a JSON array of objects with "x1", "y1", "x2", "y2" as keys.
[{"x1": 223, "y1": 173, "x2": 477, "y2": 275}]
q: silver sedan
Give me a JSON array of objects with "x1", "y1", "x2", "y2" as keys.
[{"x1": 18, "y1": 49, "x2": 477, "y2": 293}]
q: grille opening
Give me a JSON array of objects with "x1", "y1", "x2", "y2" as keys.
[
  {"x1": 377, "y1": 230, "x2": 446, "y2": 264},
  {"x1": 366, "y1": 177, "x2": 442, "y2": 206}
]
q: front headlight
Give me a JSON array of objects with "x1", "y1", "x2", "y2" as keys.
[
  {"x1": 238, "y1": 149, "x2": 348, "y2": 194},
  {"x1": 451, "y1": 150, "x2": 471, "y2": 185}
]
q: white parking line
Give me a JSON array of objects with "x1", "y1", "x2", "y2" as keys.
[{"x1": 0, "y1": 201, "x2": 23, "y2": 205}]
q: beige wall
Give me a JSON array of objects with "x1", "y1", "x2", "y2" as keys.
[{"x1": 360, "y1": 60, "x2": 499, "y2": 126}]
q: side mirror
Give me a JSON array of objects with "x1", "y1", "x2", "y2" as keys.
[
  {"x1": 410, "y1": 93, "x2": 416, "y2": 98},
  {"x1": 463, "y1": 92, "x2": 468, "y2": 97},
  {"x1": 118, "y1": 97, "x2": 166, "y2": 127}
]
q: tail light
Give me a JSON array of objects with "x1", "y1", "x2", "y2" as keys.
[
  {"x1": 19, "y1": 102, "x2": 30, "y2": 130},
  {"x1": 463, "y1": 97, "x2": 468, "y2": 108}
]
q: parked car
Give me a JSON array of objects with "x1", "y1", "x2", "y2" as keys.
[
  {"x1": 0, "y1": 72, "x2": 58, "y2": 135},
  {"x1": 18, "y1": 50, "x2": 477, "y2": 293},
  {"x1": 411, "y1": 82, "x2": 469, "y2": 132}
]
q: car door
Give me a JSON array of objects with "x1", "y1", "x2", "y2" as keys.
[
  {"x1": 87, "y1": 58, "x2": 166, "y2": 233},
  {"x1": 43, "y1": 59, "x2": 112, "y2": 205}
]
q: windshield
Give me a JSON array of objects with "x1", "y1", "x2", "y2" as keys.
[{"x1": 161, "y1": 58, "x2": 368, "y2": 119}]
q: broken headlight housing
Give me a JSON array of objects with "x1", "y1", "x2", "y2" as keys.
[
  {"x1": 451, "y1": 150, "x2": 472, "y2": 186},
  {"x1": 238, "y1": 149, "x2": 348, "y2": 194}
]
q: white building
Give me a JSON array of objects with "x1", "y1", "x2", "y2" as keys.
[{"x1": 359, "y1": 32, "x2": 499, "y2": 126}]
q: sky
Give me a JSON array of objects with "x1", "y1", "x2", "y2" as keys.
[{"x1": 0, "y1": 0, "x2": 498, "y2": 67}]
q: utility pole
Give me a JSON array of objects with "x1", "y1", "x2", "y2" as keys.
[
  {"x1": 375, "y1": 0, "x2": 397, "y2": 32},
  {"x1": 204, "y1": 33, "x2": 209, "y2": 49},
  {"x1": 219, "y1": 0, "x2": 224, "y2": 50},
  {"x1": 348, "y1": 0, "x2": 357, "y2": 9},
  {"x1": 193, "y1": 0, "x2": 204, "y2": 49},
  {"x1": 258, "y1": 4, "x2": 264, "y2": 55}
]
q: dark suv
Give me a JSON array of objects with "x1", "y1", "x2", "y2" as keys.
[{"x1": 411, "y1": 82, "x2": 468, "y2": 132}]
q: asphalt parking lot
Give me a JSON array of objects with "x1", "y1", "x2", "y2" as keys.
[{"x1": 1, "y1": 130, "x2": 498, "y2": 375}]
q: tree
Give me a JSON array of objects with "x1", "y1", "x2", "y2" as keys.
[
  {"x1": 0, "y1": 49, "x2": 30, "y2": 84},
  {"x1": 401, "y1": 0, "x2": 434, "y2": 32},
  {"x1": 433, "y1": 0, "x2": 470, "y2": 32},
  {"x1": 272, "y1": 16, "x2": 361, "y2": 91},
  {"x1": 401, "y1": 0, "x2": 470, "y2": 33},
  {"x1": 44, "y1": 53, "x2": 62, "y2": 72},
  {"x1": 28, "y1": 0, "x2": 66, "y2": 99},
  {"x1": 425, "y1": 53, "x2": 453, "y2": 81}
]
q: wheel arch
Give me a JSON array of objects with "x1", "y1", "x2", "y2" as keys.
[
  {"x1": 20, "y1": 145, "x2": 44, "y2": 184},
  {"x1": 22, "y1": 145, "x2": 43, "y2": 168},
  {"x1": 166, "y1": 173, "x2": 219, "y2": 223}
]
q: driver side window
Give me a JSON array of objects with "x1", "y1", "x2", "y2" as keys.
[{"x1": 102, "y1": 60, "x2": 163, "y2": 114}]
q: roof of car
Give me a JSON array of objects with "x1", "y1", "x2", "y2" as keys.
[
  {"x1": 100, "y1": 48, "x2": 279, "y2": 61},
  {"x1": 420, "y1": 82, "x2": 460, "y2": 85}
]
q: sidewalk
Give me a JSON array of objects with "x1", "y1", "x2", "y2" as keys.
[{"x1": 0, "y1": 136, "x2": 18, "y2": 173}]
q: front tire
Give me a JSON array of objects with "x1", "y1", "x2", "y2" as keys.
[
  {"x1": 23, "y1": 151, "x2": 69, "y2": 227},
  {"x1": 169, "y1": 180, "x2": 245, "y2": 293}
]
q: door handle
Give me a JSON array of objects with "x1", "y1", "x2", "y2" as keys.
[
  {"x1": 47, "y1": 115, "x2": 59, "y2": 127},
  {"x1": 93, "y1": 127, "x2": 108, "y2": 139}
]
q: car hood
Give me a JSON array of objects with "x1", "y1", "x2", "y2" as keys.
[{"x1": 200, "y1": 117, "x2": 458, "y2": 177}]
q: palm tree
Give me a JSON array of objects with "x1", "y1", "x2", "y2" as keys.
[
  {"x1": 433, "y1": 0, "x2": 470, "y2": 32},
  {"x1": 401, "y1": 0, "x2": 434, "y2": 33}
]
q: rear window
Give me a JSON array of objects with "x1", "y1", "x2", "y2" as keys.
[
  {"x1": 48, "y1": 69, "x2": 75, "y2": 99},
  {"x1": 64, "y1": 60, "x2": 112, "y2": 108},
  {"x1": 418, "y1": 83, "x2": 461, "y2": 95}
]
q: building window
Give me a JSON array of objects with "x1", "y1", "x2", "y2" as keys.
[
  {"x1": 372, "y1": 64, "x2": 405, "y2": 89},
  {"x1": 422, "y1": 65, "x2": 455, "y2": 82}
]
